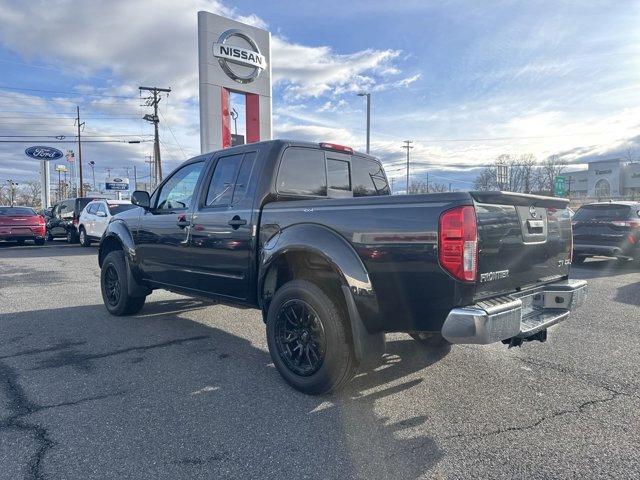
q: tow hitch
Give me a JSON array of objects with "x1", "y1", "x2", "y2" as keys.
[{"x1": 502, "y1": 329, "x2": 548, "y2": 348}]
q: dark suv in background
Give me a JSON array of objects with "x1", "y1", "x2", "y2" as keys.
[
  {"x1": 47, "y1": 197, "x2": 102, "y2": 243},
  {"x1": 572, "y1": 201, "x2": 640, "y2": 263}
]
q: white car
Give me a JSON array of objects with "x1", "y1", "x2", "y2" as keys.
[{"x1": 78, "y1": 200, "x2": 137, "y2": 246}]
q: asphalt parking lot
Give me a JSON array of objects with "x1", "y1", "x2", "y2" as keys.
[{"x1": 1, "y1": 241, "x2": 639, "y2": 479}]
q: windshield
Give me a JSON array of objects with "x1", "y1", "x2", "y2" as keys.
[
  {"x1": 0, "y1": 207, "x2": 37, "y2": 216},
  {"x1": 108, "y1": 204, "x2": 137, "y2": 215},
  {"x1": 573, "y1": 204, "x2": 631, "y2": 221}
]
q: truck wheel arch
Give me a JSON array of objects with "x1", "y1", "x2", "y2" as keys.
[{"x1": 259, "y1": 224, "x2": 384, "y2": 366}]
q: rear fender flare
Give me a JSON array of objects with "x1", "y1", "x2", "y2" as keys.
[{"x1": 259, "y1": 224, "x2": 383, "y2": 364}]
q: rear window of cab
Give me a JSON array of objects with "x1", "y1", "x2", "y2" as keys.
[{"x1": 276, "y1": 147, "x2": 390, "y2": 198}]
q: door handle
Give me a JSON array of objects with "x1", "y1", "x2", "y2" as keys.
[{"x1": 228, "y1": 216, "x2": 247, "y2": 229}]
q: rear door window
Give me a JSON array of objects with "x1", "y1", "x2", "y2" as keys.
[
  {"x1": 205, "y1": 154, "x2": 244, "y2": 207},
  {"x1": 87, "y1": 204, "x2": 97, "y2": 215},
  {"x1": 277, "y1": 147, "x2": 327, "y2": 196}
]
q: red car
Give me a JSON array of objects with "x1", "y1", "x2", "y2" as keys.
[{"x1": 0, "y1": 206, "x2": 46, "y2": 245}]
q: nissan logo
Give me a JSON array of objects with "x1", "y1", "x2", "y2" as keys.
[
  {"x1": 213, "y1": 29, "x2": 266, "y2": 84},
  {"x1": 529, "y1": 205, "x2": 537, "y2": 218}
]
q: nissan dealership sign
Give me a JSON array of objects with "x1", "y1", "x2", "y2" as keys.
[
  {"x1": 198, "y1": 11, "x2": 272, "y2": 153},
  {"x1": 213, "y1": 29, "x2": 267, "y2": 83}
]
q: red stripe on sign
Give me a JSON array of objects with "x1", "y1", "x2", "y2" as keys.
[
  {"x1": 221, "y1": 88, "x2": 231, "y2": 148},
  {"x1": 246, "y1": 93, "x2": 260, "y2": 143}
]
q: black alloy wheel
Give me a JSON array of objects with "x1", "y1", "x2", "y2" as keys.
[
  {"x1": 103, "y1": 264, "x2": 121, "y2": 307},
  {"x1": 100, "y1": 250, "x2": 146, "y2": 316},
  {"x1": 274, "y1": 299, "x2": 326, "y2": 376}
]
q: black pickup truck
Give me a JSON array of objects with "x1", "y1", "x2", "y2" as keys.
[{"x1": 99, "y1": 140, "x2": 586, "y2": 394}]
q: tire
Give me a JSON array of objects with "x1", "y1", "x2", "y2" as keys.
[
  {"x1": 266, "y1": 279, "x2": 356, "y2": 395},
  {"x1": 572, "y1": 255, "x2": 586, "y2": 265},
  {"x1": 46, "y1": 232, "x2": 54, "y2": 242},
  {"x1": 66, "y1": 229, "x2": 77, "y2": 244},
  {"x1": 16, "y1": 239, "x2": 25, "y2": 245},
  {"x1": 100, "y1": 250, "x2": 146, "y2": 316},
  {"x1": 79, "y1": 227, "x2": 91, "y2": 247},
  {"x1": 34, "y1": 238, "x2": 45, "y2": 246},
  {"x1": 409, "y1": 332, "x2": 451, "y2": 350}
]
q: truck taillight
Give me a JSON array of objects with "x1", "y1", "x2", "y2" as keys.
[{"x1": 438, "y1": 205, "x2": 477, "y2": 282}]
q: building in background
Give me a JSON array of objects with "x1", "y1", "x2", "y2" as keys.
[{"x1": 564, "y1": 159, "x2": 640, "y2": 199}]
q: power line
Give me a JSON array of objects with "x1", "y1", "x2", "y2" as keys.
[
  {"x1": 159, "y1": 110, "x2": 187, "y2": 160},
  {"x1": 0, "y1": 85, "x2": 137, "y2": 99}
]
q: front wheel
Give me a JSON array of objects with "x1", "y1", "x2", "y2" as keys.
[
  {"x1": 79, "y1": 227, "x2": 91, "y2": 247},
  {"x1": 34, "y1": 238, "x2": 45, "y2": 246},
  {"x1": 100, "y1": 250, "x2": 146, "y2": 316},
  {"x1": 266, "y1": 279, "x2": 356, "y2": 395},
  {"x1": 46, "y1": 231, "x2": 54, "y2": 242},
  {"x1": 66, "y1": 229, "x2": 77, "y2": 244}
]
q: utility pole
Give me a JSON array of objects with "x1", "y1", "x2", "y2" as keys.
[
  {"x1": 133, "y1": 165, "x2": 138, "y2": 191},
  {"x1": 402, "y1": 140, "x2": 413, "y2": 194},
  {"x1": 75, "y1": 106, "x2": 85, "y2": 197},
  {"x1": 357, "y1": 93, "x2": 371, "y2": 154},
  {"x1": 139, "y1": 86, "x2": 171, "y2": 185},
  {"x1": 391, "y1": 177, "x2": 395, "y2": 195}
]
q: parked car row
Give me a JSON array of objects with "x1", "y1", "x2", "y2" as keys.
[
  {"x1": 41, "y1": 196, "x2": 136, "y2": 245},
  {"x1": 0, "y1": 206, "x2": 46, "y2": 245},
  {"x1": 572, "y1": 201, "x2": 640, "y2": 263}
]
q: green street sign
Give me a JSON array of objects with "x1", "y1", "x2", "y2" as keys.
[{"x1": 554, "y1": 175, "x2": 566, "y2": 196}]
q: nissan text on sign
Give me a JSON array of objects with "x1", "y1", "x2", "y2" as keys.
[{"x1": 197, "y1": 11, "x2": 272, "y2": 153}]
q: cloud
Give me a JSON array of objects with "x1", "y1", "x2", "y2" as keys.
[{"x1": 271, "y1": 37, "x2": 402, "y2": 98}]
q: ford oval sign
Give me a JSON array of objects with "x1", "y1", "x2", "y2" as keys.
[{"x1": 25, "y1": 146, "x2": 64, "y2": 160}]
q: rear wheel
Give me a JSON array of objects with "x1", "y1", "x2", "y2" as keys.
[
  {"x1": 101, "y1": 250, "x2": 146, "y2": 316},
  {"x1": 266, "y1": 279, "x2": 356, "y2": 395},
  {"x1": 46, "y1": 231, "x2": 54, "y2": 242},
  {"x1": 79, "y1": 227, "x2": 91, "y2": 247},
  {"x1": 34, "y1": 238, "x2": 45, "y2": 246}
]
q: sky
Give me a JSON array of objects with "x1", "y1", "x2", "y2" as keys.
[{"x1": 0, "y1": 0, "x2": 638, "y2": 192}]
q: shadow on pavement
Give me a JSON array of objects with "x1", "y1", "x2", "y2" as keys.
[
  {"x1": 570, "y1": 257, "x2": 639, "y2": 280},
  {"x1": 0, "y1": 240, "x2": 96, "y2": 258},
  {"x1": 0, "y1": 299, "x2": 445, "y2": 479}
]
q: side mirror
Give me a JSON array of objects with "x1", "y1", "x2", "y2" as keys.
[{"x1": 131, "y1": 190, "x2": 151, "y2": 210}]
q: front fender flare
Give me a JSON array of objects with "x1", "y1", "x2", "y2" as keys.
[{"x1": 98, "y1": 219, "x2": 136, "y2": 267}]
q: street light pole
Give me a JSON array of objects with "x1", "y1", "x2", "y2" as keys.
[
  {"x1": 89, "y1": 161, "x2": 96, "y2": 190},
  {"x1": 357, "y1": 92, "x2": 371, "y2": 154},
  {"x1": 402, "y1": 140, "x2": 413, "y2": 194}
]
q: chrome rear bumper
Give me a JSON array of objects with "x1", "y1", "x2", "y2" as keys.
[{"x1": 441, "y1": 279, "x2": 587, "y2": 344}]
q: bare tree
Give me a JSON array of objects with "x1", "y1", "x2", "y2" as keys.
[
  {"x1": 408, "y1": 181, "x2": 449, "y2": 194},
  {"x1": 537, "y1": 155, "x2": 566, "y2": 194},
  {"x1": 474, "y1": 168, "x2": 497, "y2": 191},
  {"x1": 0, "y1": 183, "x2": 7, "y2": 206},
  {"x1": 17, "y1": 180, "x2": 42, "y2": 208}
]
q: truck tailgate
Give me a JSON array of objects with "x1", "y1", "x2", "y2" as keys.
[{"x1": 470, "y1": 192, "x2": 572, "y2": 301}]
